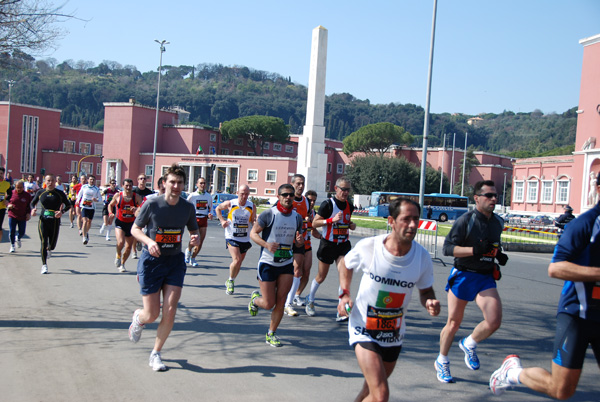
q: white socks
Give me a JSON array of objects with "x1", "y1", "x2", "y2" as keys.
[
  {"x1": 308, "y1": 279, "x2": 320, "y2": 303},
  {"x1": 286, "y1": 277, "x2": 301, "y2": 306}
]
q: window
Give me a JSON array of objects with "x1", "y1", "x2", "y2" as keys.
[
  {"x1": 513, "y1": 181, "x2": 524, "y2": 202},
  {"x1": 221, "y1": 148, "x2": 229, "y2": 155},
  {"x1": 541, "y1": 180, "x2": 553, "y2": 203},
  {"x1": 94, "y1": 144, "x2": 103, "y2": 155},
  {"x1": 266, "y1": 170, "x2": 277, "y2": 182},
  {"x1": 145, "y1": 165, "x2": 153, "y2": 177},
  {"x1": 20, "y1": 115, "x2": 39, "y2": 173},
  {"x1": 70, "y1": 161, "x2": 78, "y2": 174},
  {"x1": 273, "y1": 143, "x2": 282, "y2": 151},
  {"x1": 526, "y1": 180, "x2": 538, "y2": 203},
  {"x1": 63, "y1": 140, "x2": 75, "y2": 153},
  {"x1": 234, "y1": 138, "x2": 244, "y2": 146},
  {"x1": 233, "y1": 150, "x2": 243, "y2": 156},
  {"x1": 209, "y1": 146, "x2": 216, "y2": 154},
  {"x1": 221, "y1": 137, "x2": 229, "y2": 144},
  {"x1": 556, "y1": 180, "x2": 570, "y2": 204},
  {"x1": 337, "y1": 164, "x2": 344, "y2": 174},
  {"x1": 263, "y1": 141, "x2": 270, "y2": 150},
  {"x1": 327, "y1": 163, "x2": 332, "y2": 173},
  {"x1": 326, "y1": 181, "x2": 331, "y2": 191},
  {"x1": 285, "y1": 145, "x2": 294, "y2": 153},
  {"x1": 81, "y1": 162, "x2": 93, "y2": 176},
  {"x1": 210, "y1": 133, "x2": 217, "y2": 142},
  {"x1": 263, "y1": 154, "x2": 269, "y2": 157},
  {"x1": 247, "y1": 152, "x2": 255, "y2": 156},
  {"x1": 96, "y1": 163, "x2": 102, "y2": 176},
  {"x1": 249, "y1": 187, "x2": 257, "y2": 194},
  {"x1": 79, "y1": 142, "x2": 91, "y2": 155},
  {"x1": 247, "y1": 169, "x2": 258, "y2": 181},
  {"x1": 265, "y1": 188, "x2": 276, "y2": 195}
]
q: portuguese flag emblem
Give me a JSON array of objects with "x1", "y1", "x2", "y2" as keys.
[{"x1": 376, "y1": 291, "x2": 405, "y2": 308}]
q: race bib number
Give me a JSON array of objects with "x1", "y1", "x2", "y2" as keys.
[
  {"x1": 589, "y1": 282, "x2": 600, "y2": 310},
  {"x1": 333, "y1": 223, "x2": 349, "y2": 241},
  {"x1": 82, "y1": 199, "x2": 93, "y2": 207},
  {"x1": 122, "y1": 205, "x2": 135, "y2": 218},
  {"x1": 196, "y1": 200, "x2": 208, "y2": 211},
  {"x1": 155, "y1": 228, "x2": 182, "y2": 249},
  {"x1": 365, "y1": 305, "x2": 403, "y2": 343},
  {"x1": 233, "y1": 222, "x2": 248, "y2": 237},
  {"x1": 43, "y1": 210, "x2": 56, "y2": 218},
  {"x1": 274, "y1": 244, "x2": 293, "y2": 263}
]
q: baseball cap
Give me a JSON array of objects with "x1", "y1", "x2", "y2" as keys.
[{"x1": 564, "y1": 205, "x2": 573, "y2": 211}]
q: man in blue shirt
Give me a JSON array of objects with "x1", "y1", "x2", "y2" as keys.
[{"x1": 490, "y1": 172, "x2": 600, "y2": 399}]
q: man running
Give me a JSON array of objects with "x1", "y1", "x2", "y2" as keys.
[
  {"x1": 338, "y1": 197, "x2": 440, "y2": 401},
  {"x1": 0, "y1": 167, "x2": 12, "y2": 244},
  {"x1": 435, "y1": 180, "x2": 508, "y2": 383},
  {"x1": 185, "y1": 177, "x2": 213, "y2": 267},
  {"x1": 307, "y1": 177, "x2": 356, "y2": 318},
  {"x1": 489, "y1": 173, "x2": 600, "y2": 399},
  {"x1": 55, "y1": 176, "x2": 66, "y2": 192},
  {"x1": 75, "y1": 175, "x2": 101, "y2": 245},
  {"x1": 109, "y1": 179, "x2": 143, "y2": 273},
  {"x1": 128, "y1": 164, "x2": 199, "y2": 371},
  {"x1": 24, "y1": 174, "x2": 39, "y2": 195},
  {"x1": 248, "y1": 184, "x2": 303, "y2": 347},
  {"x1": 74, "y1": 174, "x2": 87, "y2": 235},
  {"x1": 67, "y1": 175, "x2": 81, "y2": 229},
  {"x1": 7, "y1": 180, "x2": 30, "y2": 253},
  {"x1": 216, "y1": 184, "x2": 255, "y2": 295},
  {"x1": 100, "y1": 179, "x2": 119, "y2": 241},
  {"x1": 31, "y1": 174, "x2": 71, "y2": 274},
  {"x1": 132, "y1": 174, "x2": 154, "y2": 259}
]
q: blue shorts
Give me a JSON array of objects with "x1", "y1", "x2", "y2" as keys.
[
  {"x1": 81, "y1": 208, "x2": 95, "y2": 220},
  {"x1": 257, "y1": 262, "x2": 293, "y2": 282},
  {"x1": 445, "y1": 268, "x2": 496, "y2": 302},
  {"x1": 137, "y1": 250, "x2": 187, "y2": 295},
  {"x1": 552, "y1": 313, "x2": 600, "y2": 369},
  {"x1": 226, "y1": 239, "x2": 252, "y2": 254}
]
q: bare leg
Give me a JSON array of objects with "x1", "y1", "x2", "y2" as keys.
[
  {"x1": 519, "y1": 363, "x2": 581, "y2": 400},
  {"x1": 439, "y1": 289, "x2": 468, "y2": 356},
  {"x1": 153, "y1": 284, "x2": 183, "y2": 352},
  {"x1": 354, "y1": 343, "x2": 397, "y2": 402},
  {"x1": 472, "y1": 287, "x2": 502, "y2": 343}
]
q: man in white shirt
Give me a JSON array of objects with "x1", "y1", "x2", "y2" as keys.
[{"x1": 75, "y1": 175, "x2": 101, "y2": 245}]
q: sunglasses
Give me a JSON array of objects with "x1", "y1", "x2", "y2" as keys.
[
  {"x1": 138, "y1": 177, "x2": 147, "y2": 180},
  {"x1": 338, "y1": 187, "x2": 351, "y2": 192},
  {"x1": 477, "y1": 192, "x2": 498, "y2": 199},
  {"x1": 279, "y1": 192, "x2": 295, "y2": 198}
]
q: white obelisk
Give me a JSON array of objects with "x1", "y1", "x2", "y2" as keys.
[{"x1": 297, "y1": 26, "x2": 328, "y2": 199}]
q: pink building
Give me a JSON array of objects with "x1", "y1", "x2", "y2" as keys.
[
  {"x1": 511, "y1": 33, "x2": 600, "y2": 216},
  {"x1": 0, "y1": 103, "x2": 103, "y2": 182}
]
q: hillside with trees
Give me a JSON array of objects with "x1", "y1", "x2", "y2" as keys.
[{"x1": 0, "y1": 52, "x2": 577, "y2": 157}]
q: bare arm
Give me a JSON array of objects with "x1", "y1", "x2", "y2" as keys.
[
  {"x1": 548, "y1": 261, "x2": 600, "y2": 282},
  {"x1": 108, "y1": 193, "x2": 120, "y2": 216},
  {"x1": 131, "y1": 224, "x2": 160, "y2": 257},
  {"x1": 337, "y1": 258, "x2": 354, "y2": 316},
  {"x1": 250, "y1": 221, "x2": 278, "y2": 253},
  {"x1": 419, "y1": 286, "x2": 441, "y2": 316},
  {"x1": 216, "y1": 200, "x2": 232, "y2": 227},
  {"x1": 451, "y1": 245, "x2": 477, "y2": 258}
]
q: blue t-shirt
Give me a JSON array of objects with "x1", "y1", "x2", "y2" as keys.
[{"x1": 551, "y1": 203, "x2": 600, "y2": 322}]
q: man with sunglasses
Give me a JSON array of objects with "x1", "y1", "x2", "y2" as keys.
[
  {"x1": 308, "y1": 177, "x2": 356, "y2": 318},
  {"x1": 435, "y1": 180, "x2": 507, "y2": 383},
  {"x1": 249, "y1": 184, "x2": 303, "y2": 347},
  {"x1": 132, "y1": 174, "x2": 154, "y2": 259}
]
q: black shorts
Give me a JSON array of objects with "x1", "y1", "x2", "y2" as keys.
[
  {"x1": 317, "y1": 239, "x2": 352, "y2": 265},
  {"x1": 81, "y1": 208, "x2": 95, "y2": 220},
  {"x1": 226, "y1": 239, "x2": 252, "y2": 254},
  {"x1": 0, "y1": 208, "x2": 5, "y2": 227},
  {"x1": 353, "y1": 342, "x2": 402, "y2": 363},
  {"x1": 257, "y1": 262, "x2": 294, "y2": 282},
  {"x1": 292, "y1": 244, "x2": 306, "y2": 255},
  {"x1": 552, "y1": 313, "x2": 600, "y2": 369},
  {"x1": 102, "y1": 204, "x2": 116, "y2": 216},
  {"x1": 115, "y1": 219, "x2": 134, "y2": 237}
]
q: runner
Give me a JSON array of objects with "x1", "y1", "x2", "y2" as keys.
[
  {"x1": 30, "y1": 174, "x2": 71, "y2": 274},
  {"x1": 55, "y1": 176, "x2": 66, "y2": 192},
  {"x1": 185, "y1": 177, "x2": 213, "y2": 267},
  {"x1": 99, "y1": 179, "x2": 119, "y2": 241},
  {"x1": 132, "y1": 174, "x2": 154, "y2": 259},
  {"x1": 337, "y1": 197, "x2": 440, "y2": 401},
  {"x1": 216, "y1": 185, "x2": 256, "y2": 295},
  {"x1": 128, "y1": 163, "x2": 199, "y2": 371},
  {"x1": 67, "y1": 175, "x2": 81, "y2": 229},
  {"x1": 489, "y1": 173, "x2": 600, "y2": 399},
  {"x1": 0, "y1": 167, "x2": 12, "y2": 244},
  {"x1": 435, "y1": 180, "x2": 508, "y2": 383},
  {"x1": 75, "y1": 175, "x2": 101, "y2": 245},
  {"x1": 24, "y1": 174, "x2": 39, "y2": 195},
  {"x1": 7, "y1": 180, "x2": 30, "y2": 253},
  {"x1": 108, "y1": 179, "x2": 143, "y2": 273},
  {"x1": 248, "y1": 183, "x2": 303, "y2": 347},
  {"x1": 74, "y1": 174, "x2": 87, "y2": 235},
  {"x1": 307, "y1": 177, "x2": 356, "y2": 318}
]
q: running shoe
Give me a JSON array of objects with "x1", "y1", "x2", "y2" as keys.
[
  {"x1": 184, "y1": 248, "x2": 191, "y2": 264},
  {"x1": 9, "y1": 245, "x2": 15, "y2": 253},
  {"x1": 133, "y1": 251, "x2": 138, "y2": 259},
  {"x1": 149, "y1": 352, "x2": 167, "y2": 372},
  {"x1": 248, "y1": 291, "x2": 260, "y2": 316},
  {"x1": 99, "y1": 224, "x2": 105, "y2": 234},
  {"x1": 106, "y1": 234, "x2": 110, "y2": 241},
  {"x1": 115, "y1": 257, "x2": 122, "y2": 268},
  {"x1": 70, "y1": 222, "x2": 74, "y2": 228},
  {"x1": 435, "y1": 360, "x2": 454, "y2": 383},
  {"x1": 265, "y1": 332, "x2": 282, "y2": 347},
  {"x1": 225, "y1": 279, "x2": 234, "y2": 295},
  {"x1": 336, "y1": 312, "x2": 349, "y2": 322},
  {"x1": 118, "y1": 264, "x2": 126, "y2": 273},
  {"x1": 79, "y1": 229, "x2": 82, "y2": 236},
  {"x1": 83, "y1": 236, "x2": 88, "y2": 245},
  {"x1": 40, "y1": 265, "x2": 48, "y2": 274},
  {"x1": 489, "y1": 355, "x2": 521, "y2": 396},
  {"x1": 284, "y1": 305, "x2": 298, "y2": 316},
  {"x1": 128, "y1": 309, "x2": 145, "y2": 343},
  {"x1": 305, "y1": 301, "x2": 316, "y2": 317},
  {"x1": 136, "y1": 241, "x2": 142, "y2": 252},
  {"x1": 47, "y1": 249, "x2": 52, "y2": 259},
  {"x1": 459, "y1": 338, "x2": 480, "y2": 370},
  {"x1": 293, "y1": 295, "x2": 306, "y2": 307},
  {"x1": 16, "y1": 238, "x2": 21, "y2": 248},
  {"x1": 191, "y1": 258, "x2": 199, "y2": 267}
]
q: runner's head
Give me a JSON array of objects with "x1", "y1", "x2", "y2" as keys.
[
  {"x1": 278, "y1": 184, "x2": 295, "y2": 209},
  {"x1": 291, "y1": 174, "x2": 305, "y2": 197},
  {"x1": 334, "y1": 177, "x2": 351, "y2": 202},
  {"x1": 71, "y1": 175, "x2": 78, "y2": 184},
  {"x1": 137, "y1": 173, "x2": 148, "y2": 189},
  {"x1": 474, "y1": 180, "x2": 497, "y2": 216},
  {"x1": 56, "y1": 175, "x2": 62, "y2": 184},
  {"x1": 45, "y1": 174, "x2": 56, "y2": 191},
  {"x1": 305, "y1": 190, "x2": 317, "y2": 211},
  {"x1": 15, "y1": 180, "x2": 24, "y2": 193},
  {"x1": 163, "y1": 163, "x2": 186, "y2": 200},
  {"x1": 122, "y1": 178, "x2": 133, "y2": 194},
  {"x1": 156, "y1": 177, "x2": 165, "y2": 194},
  {"x1": 237, "y1": 184, "x2": 250, "y2": 205},
  {"x1": 388, "y1": 197, "x2": 420, "y2": 244},
  {"x1": 197, "y1": 177, "x2": 207, "y2": 193},
  {"x1": 87, "y1": 175, "x2": 96, "y2": 186},
  {"x1": 0, "y1": 167, "x2": 5, "y2": 181},
  {"x1": 79, "y1": 174, "x2": 86, "y2": 184}
]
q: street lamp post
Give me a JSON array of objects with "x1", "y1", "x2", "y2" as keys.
[
  {"x1": 5, "y1": 80, "x2": 15, "y2": 170},
  {"x1": 503, "y1": 172, "x2": 507, "y2": 210},
  {"x1": 152, "y1": 40, "x2": 168, "y2": 188}
]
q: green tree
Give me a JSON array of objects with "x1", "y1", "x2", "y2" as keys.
[
  {"x1": 345, "y1": 155, "x2": 419, "y2": 195},
  {"x1": 453, "y1": 148, "x2": 480, "y2": 197},
  {"x1": 343, "y1": 122, "x2": 413, "y2": 156},
  {"x1": 220, "y1": 115, "x2": 289, "y2": 156}
]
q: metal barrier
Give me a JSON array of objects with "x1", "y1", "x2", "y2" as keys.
[{"x1": 416, "y1": 219, "x2": 446, "y2": 266}]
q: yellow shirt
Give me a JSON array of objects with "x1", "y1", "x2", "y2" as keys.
[{"x1": 0, "y1": 180, "x2": 11, "y2": 209}]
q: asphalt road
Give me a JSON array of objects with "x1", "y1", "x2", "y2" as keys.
[{"x1": 1, "y1": 213, "x2": 598, "y2": 401}]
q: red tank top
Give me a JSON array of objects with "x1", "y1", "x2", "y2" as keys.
[{"x1": 116, "y1": 192, "x2": 138, "y2": 223}]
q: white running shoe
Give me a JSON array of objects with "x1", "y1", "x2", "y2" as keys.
[
  {"x1": 115, "y1": 258, "x2": 121, "y2": 268},
  {"x1": 149, "y1": 352, "x2": 167, "y2": 371},
  {"x1": 284, "y1": 305, "x2": 298, "y2": 316},
  {"x1": 293, "y1": 295, "x2": 306, "y2": 307},
  {"x1": 106, "y1": 234, "x2": 110, "y2": 241},
  {"x1": 16, "y1": 238, "x2": 21, "y2": 248},
  {"x1": 184, "y1": 248, "x2": 191, "y2": 264},
  {"x1": 128, "y1": 309, "x2": 145, "y2": 343},
  {"x1": 83, "y1": 236, "x2": 88, "y2": 245},
  {"x1": 435, "y1": 360, "x2": 454, "y2": 383},
  {"x1": 118, "y1": 265, "x2": 126, "y2": 273},
  {"x1": 70, "y1": 222, "x2": 74, "y2": 228},
  {"x1": 9, "y1": 245, "x2": 15, "y2": 253},
  {"x1": 191, "y1": 258, "x2": 199, "y2": 267},
  {"x1": 306, "y1": 301, "x2": 316, "y2": 317},
  {"x1": 133, "y1": 251, "x2": 138, "y2": 259},
  {"x1": 41, "y1": 265, "x2": 48, "y2": 274},
  {"x1": 99, "y1": 224, "x2": 105, "y2": 234},
  {"x1": 490, "y1": 355, "x2": 522, "y2": 395}
]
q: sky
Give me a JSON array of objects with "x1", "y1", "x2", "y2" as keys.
[{"x1": 44, "y1": 0, "x2": 600, "y2": 116}]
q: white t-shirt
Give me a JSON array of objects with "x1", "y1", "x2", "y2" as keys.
[
  {"x1": 345, "y1": 234, "x2": 434, "y2": 347},
  {"x1": 76, "y1": 184, "x2": 102, "y2": 210}
]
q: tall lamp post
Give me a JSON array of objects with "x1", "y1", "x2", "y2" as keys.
[
  {"x1": 5, "y1": 80, "x2": 15, "y2": 170},
  {"x1": 152, "y1": 40, "x2": 168, "y2": 187},
  {"x1": 503, "y1": 172, "x2": 507, "y2": 210}
]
